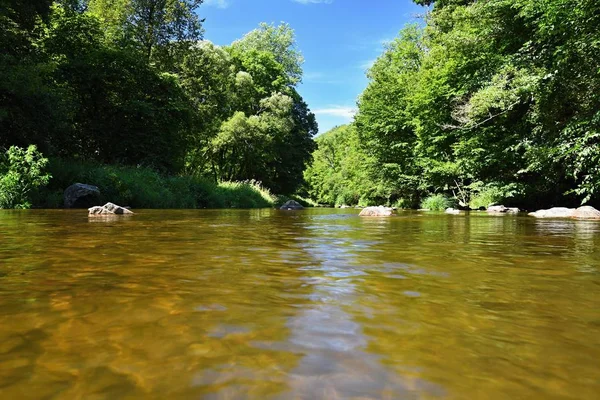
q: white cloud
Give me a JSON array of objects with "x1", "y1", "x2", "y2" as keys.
[
  {"x1": 292, "y1": 0, "x2": 333, "y2": 4},
  {"x1": 313, "y1": 106, "x2": 357, "y2": 119},
  {"x1": 303, "y1": 72, "x2": 345, "y2": 85},
  {"x1": 204, "y1": 0, "x2": 230, "y2": 8},
  {"x1": 359, "y1": 58, "x2": 377, "y2": 70}
]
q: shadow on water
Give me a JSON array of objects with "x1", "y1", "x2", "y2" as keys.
[{"x1": 0, "y1": 209, "x2": 599, "y2": 399}]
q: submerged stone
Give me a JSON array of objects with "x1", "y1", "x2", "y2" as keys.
[
  {"x1": 280, "y1": 200, "x2": 304, "y2": 210},
  {"x1": 359, "y1": 206, "x2": 395, "y2": 217},
  {"x1": 487, "y1": 205, "x2": 520, "y2": 214},
  {"x1": 88, "y1": 202, "x2": 134, "y2": 216}
]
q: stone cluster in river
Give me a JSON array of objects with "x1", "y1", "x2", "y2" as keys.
[
  {"x1": 529, "y1": 206, "x2": 600, "y2": 219},
  {"x1": 89, "y1": 202, "x2": 134, "y2": 216}
]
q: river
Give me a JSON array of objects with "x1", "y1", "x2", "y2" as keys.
[{"x1": 0, "y1": 209, "x2": 599, "y2": 399}]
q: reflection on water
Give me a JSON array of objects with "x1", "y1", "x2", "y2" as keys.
[{"x1": 0, "y1": 209, "x2": 599, "y2": 399}]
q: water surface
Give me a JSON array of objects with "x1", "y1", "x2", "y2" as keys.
[{"x1": 1, "y1": 209, "x2": 599, "y2": 399}]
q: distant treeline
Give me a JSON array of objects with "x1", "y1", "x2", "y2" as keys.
[
  {"x1": 305, "y1": 0, "x2": 600, "y2": 209},
  {"x1": 1, "y1": 0, "x2": 316, "y2": 198}
]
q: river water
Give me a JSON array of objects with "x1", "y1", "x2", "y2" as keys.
[{"x1": 0, "y1": 209, "x2": 599, "y2": 399}]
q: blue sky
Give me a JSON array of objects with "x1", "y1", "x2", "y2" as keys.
[{"x1": 200, "y1": 0, "x2": 426, "y2": 134}]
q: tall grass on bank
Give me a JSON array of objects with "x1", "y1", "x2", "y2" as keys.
[
  {"x1": 32, "y1": 158, "x2": 277, "y2": 209},
  {"x1": 420, "y1": 194, "x2": 455, "y2": 211}
]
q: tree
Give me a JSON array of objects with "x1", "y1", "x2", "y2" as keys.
[
  {"x1": 42, "y1": 6, "x2": 194, "y2": 172},
  {"x1": 231, "y1": 23, "x2": 304, "y2": 86},
  {"x1": 180, "y1": 23, "x2": 316, "y2": 194},
  {"x1": 88, "y1": 0, "x2": 204, "y2": 66},
  {"x1": 209, "y1": 93, "x2": 295, "y2": 184},
  {"x1": 308, "y1": 0, "x2": 600, "y2": 208}
]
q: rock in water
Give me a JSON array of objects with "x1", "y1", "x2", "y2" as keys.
[
  {"x1": 64, "y1": 183, "x2": 100, "y2": 208},
  {"x1": 572, "y1": 206, "x2": 600, "y2": 219},
  {"x1": 487, "y1": 205, "x2": 520, "y2": 214},
  {"x1": 280, "y1": 200, "x2": 304, "y2": 210},
  {"x1": 88, "y1": 206, "x2": 112, "y2": 215},
  {"x1": 445, "y1": 208, "x2": 461, "y2": 215},
  {"x1": 528, "y1": 207, "x2": 575, "y2": 218},
  {"x1": 359, "y1": 206, "x2": 395, "y2": 217},
  {"x1": 88, "y1": 203, "x2": 134, "y2": 216},
  {"x1": 102, "y1": 202, "x2": 134, "y2": 215}
]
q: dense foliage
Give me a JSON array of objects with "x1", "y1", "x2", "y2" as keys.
[
  {"x1": 33, "y1": 158, "x2": 278, "y2": 209},
  {"x1": 306, "y1": 0, "x2": 600, "y2": 209},
  {"x1": 0, "y1": 0, "x2": 316, "y2": 208},
  {"x1": 0, "y1": 145, "x2": 51, "y2": 208}
]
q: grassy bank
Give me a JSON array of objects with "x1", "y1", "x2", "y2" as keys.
[{"x1": 32, "y1": 159, "x2": 279, "y2": 209}]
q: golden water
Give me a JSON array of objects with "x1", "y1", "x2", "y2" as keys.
[{"x1": 0, "y1": 209, "x2": 599, "y2": 399}]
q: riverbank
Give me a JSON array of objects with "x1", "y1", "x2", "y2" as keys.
[{"x1": 30, "y1": 159, "x2": 314, "y2": 210}]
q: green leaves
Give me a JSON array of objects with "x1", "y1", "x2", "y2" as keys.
[
  {"x1": 231, "y1": 23, "x2": 304, "y2": 86},
  {"x1": 308, "y1": 0, "x2": 600, "y2": 208},
  {"x1": 0, "y1": 145, "x2": 51, "y2": 209}
]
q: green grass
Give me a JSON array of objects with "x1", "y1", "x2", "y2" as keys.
[
  {"x1": 32, "y1": 158, "x2": 277, "y2": 209},
  {"x1": 420, "y1": 194, "x2": 455, "y2": 211}
]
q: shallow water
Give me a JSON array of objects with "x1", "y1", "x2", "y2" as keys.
[{"x1": 0, "y1": 209, "x2": 599, "y2": 399}]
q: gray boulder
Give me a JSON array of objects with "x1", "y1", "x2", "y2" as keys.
[
  {"x1": 445, "y1": 208, "x2": 462, "y2": 215},
  {"x1": 64, "y1": 183, "x2": 100, "y2": 208},
  {"x1": 89, "y1": 202, "x2": 133, "y2": 216},
  {"x1": 359, "y1": 206, "x2": 395, "y2": 217},
  {"x1": 529, "y1": 207, "x2": 575, "y2": 218},
  {"x1": 572, "y1": 206, "x2": 600, "y2": 219},
  {"x1": 280, "y1": 200, "x2": 304, "y2": 210}
]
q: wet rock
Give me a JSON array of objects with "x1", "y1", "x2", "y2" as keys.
[
  {"x1": 572, "y1": 206, "x2": 600, "y2": 219},
  {"x1": 88, "y1": 202, "x2": 134, "y2": 216},
  {"x1": 64, "y1": 183, "x2": 100, "y2": 208},
  {"x1": 487, "y1": 205, "x2": 520, "y2": 214},
  {"x1": 445, "y1": 208, "x2": 462, "y2": 215},
  {"x1": 103, "y1": 202, "x2": 133, "y2": 214},
  {"x1": 528, "y1": 207, "x2": 575, "y2": 218},
  {"x1": 339, "y1": 205, "x2": 351, "y2": 209},
  {"x1": 280, "y1": 200, "x2": 304, "y2": 210},
  {"x1": 88, "y1": 206, "x2": 112, "y2": 215},
  {"x1": 359, "y1": 206, "x2": 395, "y2": 217}
]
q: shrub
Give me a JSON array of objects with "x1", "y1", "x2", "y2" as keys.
[
  {"x1": 420, "y1": 194, "x2": 454, "y2": 211},
  {"x1": 0, "y1": 145, "x2": 51, "y2": 209},
  {"x1": 468, "y1": 182, "x2": 522, "y2": 210},
  {"x1": 393, "y1": 198, "x2": 414, "y2": 209},
  {"x1": 216, "y1": 180, "x2": 276, "y2": 209},
  {"x1": 39, "y1": 159, "x2": 277, "y2": 209}
]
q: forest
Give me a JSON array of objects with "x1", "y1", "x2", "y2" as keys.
[
  {"x1": 0, "y1": 0, "x2": 315, "y2": 208},
  {"x1": 2, "y1": 0, "x2": 599, "y2": 210},
  {"x1": 306, "y1": 0, "x2": 600, "y2": 210}
]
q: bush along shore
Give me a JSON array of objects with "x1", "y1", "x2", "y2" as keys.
[{"x1": 0, "y1": 145, "x2": 315, "y2": 210}]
